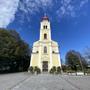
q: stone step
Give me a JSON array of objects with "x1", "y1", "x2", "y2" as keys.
[{"x1": 41, "y1": 72, "x2": 49, "y2": 74}]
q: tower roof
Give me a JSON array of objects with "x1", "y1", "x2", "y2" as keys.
[{"x1": 42, "y1": 15, "x2": 49, "y2": 21}]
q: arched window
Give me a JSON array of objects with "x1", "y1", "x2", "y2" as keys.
[
  {"x1": 52, "y1": 51, "x2": 55, "y2": 53},
  {"x1": 43, "y1": 26, "x2": 46, "y2": 29},
  {"x1": 43, "y1": 25, "x2": 48, "y2": 29},
  {"x1": 46, "y1": 26, "x2": 47, "y2": 29},
  {"x1": 44, "y1": 46, "x2": 47, "y2": 53},
  {"x1": 44, "y1": 33, "x2": 47, "y2": 39}
]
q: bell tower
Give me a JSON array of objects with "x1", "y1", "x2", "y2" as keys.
[{"x1": 40, "y1": 15, "x2": 51, "y2": 41}]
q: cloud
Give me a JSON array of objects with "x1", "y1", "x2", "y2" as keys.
[
  {"x1": 0, "y1": 0, "x2": 53, "y2": 28},
  {"x1": 56, "y1": 0, "x2": 88, "y2": 18},
  {"x1": 18, "y1": 0, "x2": 89, "y2": 20},
  {"x1": 80, "y1": 0, "x2": 88, "y2": 7},
  {"x1": 17, "y1": 0, "x2": 53, "y2": 24},
  {"x1": 19, "y1": 0, "x2": 53, "y2": 14},
  {"x1": 0, "y1": 0, "x2": 19, "y2": 28},
  {"x1": 56, "y1": 0, "x2": 75, "y2": 18},
  {"x1": 0, "y1": 0, "x2": 89, "y2": 28}
]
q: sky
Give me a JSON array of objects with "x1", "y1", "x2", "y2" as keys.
[{"x1": 0, "y1": 0, "x2": 90, "y2": 63}]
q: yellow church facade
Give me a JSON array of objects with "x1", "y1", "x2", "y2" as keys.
[{"x1": 30, "y1": 16, "x2": 61, "y2": 72}]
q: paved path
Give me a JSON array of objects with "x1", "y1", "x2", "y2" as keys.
[
  {"x1": 0, "y1": 72, "x2": 30, "y2": 90},
  {"x1": 0, "y1": 73, "x2": 90, "y2": 90}
]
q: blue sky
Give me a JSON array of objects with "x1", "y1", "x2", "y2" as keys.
[{"x1": 0, "y1": 0, "x2": 90, "y2": 63}]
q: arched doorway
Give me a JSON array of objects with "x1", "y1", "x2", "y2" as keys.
[{"x1": 42, "y1": 61, "x2": 48, "y2": 72}]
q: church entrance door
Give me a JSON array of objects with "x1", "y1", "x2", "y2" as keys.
[{"x1": 42, "y1": 61, "x2": 48, "y2": 72}]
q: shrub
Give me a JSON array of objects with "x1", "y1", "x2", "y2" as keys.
[
  {"x1": 37, "y1": 68, "x2": 41, "y2": 74},
  {"x1": 34, "y1": 66, "x2": 41, "y2": 74},
  {"x1": 49, "y1": 68, "x2": 53, "y2": 74},
  {"x1": 56, "y1": 66, "x2": 61, "y2": 74},
  {"x1": 49, "y1": 66, "x2": 56, "y2": 74},
  {"x1": 28, "y1": 66, "x2": 34, "y2": 74}
]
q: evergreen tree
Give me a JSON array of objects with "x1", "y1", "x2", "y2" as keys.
[{"x1": 0, "y1": 28, "x2": 31, "y2": 73}]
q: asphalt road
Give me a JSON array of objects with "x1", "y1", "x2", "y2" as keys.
[{"x1": 0, "y1": 72, "x2": 90, "y2": 90}]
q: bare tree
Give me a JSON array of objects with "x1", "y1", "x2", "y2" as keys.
[{"x1": 84, "y1": 47, "x2": 90, "y2": 65}]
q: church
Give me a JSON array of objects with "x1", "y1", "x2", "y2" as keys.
[{"x1": 30, "y1": 15, "x2": 61, "y2": 72}]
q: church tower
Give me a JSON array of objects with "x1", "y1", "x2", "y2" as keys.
[{"x1": 30, "y1": 15, "x2": 61, "y2": 72}]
